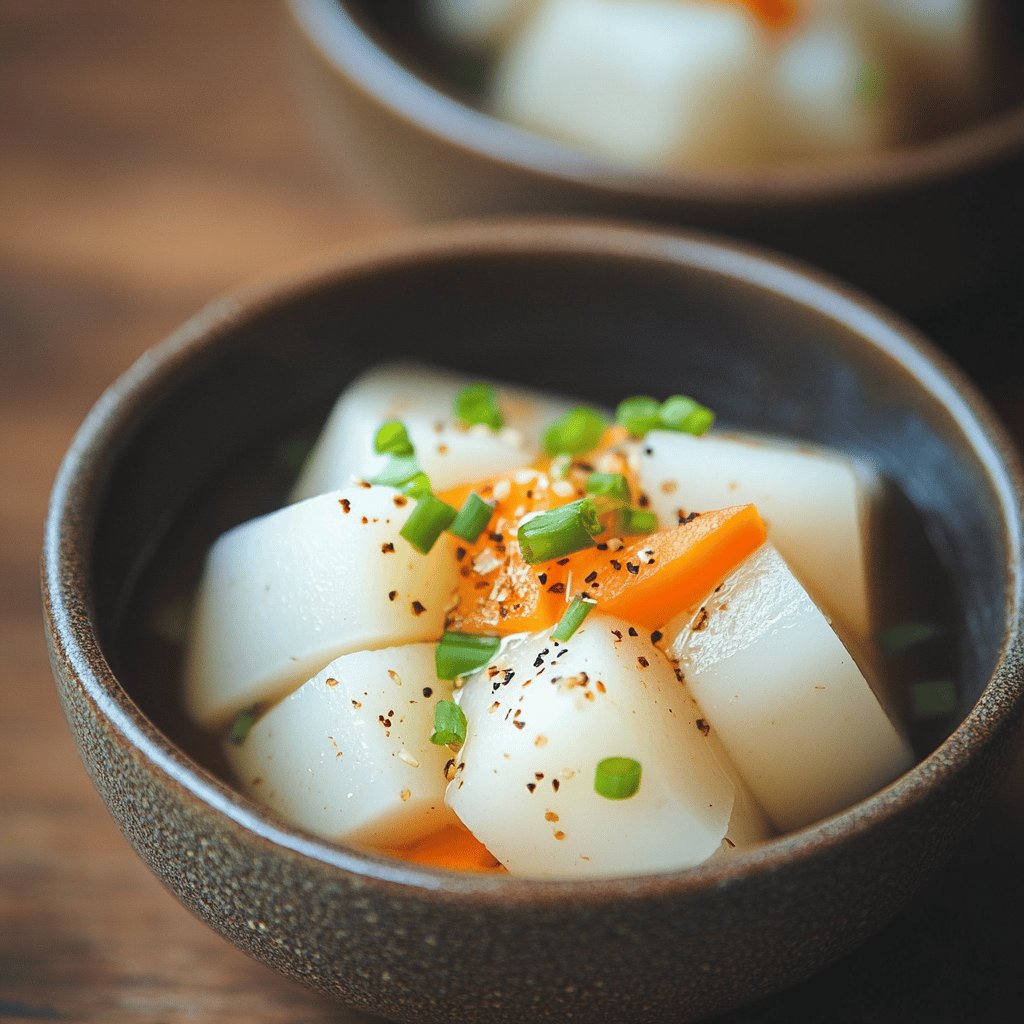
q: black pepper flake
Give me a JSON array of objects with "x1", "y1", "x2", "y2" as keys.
[
  {"x1": 547, "y1": 582, "x2": 566, "y2": 594},
  {"x1": 610, "y1": 559, "x2": 622, "y2": 571},
  {"x1": 696, "y1": 719, "x2": 710, "y2": 736},
  {"x1": 360, "y1": 516, "x2": 369, "y2": 524},
  {"x1": 534, "y1": 772, "x2": 545, "y2": 780},
  {"x1": 724, "y1": 837, "x2": 736, "y2": 848},
  {"x1": 388, "y1": 590, "x2": 397, "y2": 602},
  {"x1": 679, "y1": 510, "x2": 701, "y2": 525},
  {"x1": 584, "y1": 570, "x2": 598, "y2": 584},
  {"x1": 638, "y1": 494, "x2": 650, "y2": 508},
  {"x1": 499, "y1": 606, "x2": 509, "y2": 619},
  {"x1": 637, "y1": 656, "x2": 650, "y2": 668},
  {"x1": 381, "y1": 542, "x2": 395, "y2": 554},
  {"x1": 626, "y1": 562, "x2": 640, "y2": 575},
  {"x1": 411, "y1": 600, "x2": 427, "y2": 616},
  {"x1": 392, "y1": 495, "x2": 408, "y2": 507},
  {"x1": 339, "y1": 498, "x2": 351, "y2": 513},
  {"x1": 651, "y1": 630, "x2": 663, "y2": 644},
  {"x1": 556, "y1": 648, "x2": 570, "y2": 658},
  {"x1": 611, "y1": 629, "x2": 623, "y2": 640},
  {"x1": 513, "y1": 720, "x2": 526, "y2": 730},
  {"x1": 489, "y1": 532, "x2": 504, "y2": 543},
  {"x1": 422, "y1": 686, "x2": 433, "y2": 698},
  {"x1": 628, "y1": 627, "x2": 638, "y2": 637},
  {"x1": 552, "y1": 778, "x2": 560, "y2": 792},
  {"x1": 556, "y1": 558, "x2": 571, "y2": 566},
  {"x1": 644, "y1": 447, "x2": 654, "y2": 456},
  {"x1": 527, "y1": 782, "x2": 537, "y2": 793},
  {"x1": 595, "y1": 542, "x2": 609, "y2": 551},
  {"x1": 503, "y1": 669, "x2": 515, "y2": 685},
  {"x1": 537, "y1": 572, "x2": 548, "y2": 585},
  {"x1": 455, "y1": 546, "x2": 467, "y2": 562},
  {"x1": 359, "y1": 480, "x2": 372, "y2": 489}
]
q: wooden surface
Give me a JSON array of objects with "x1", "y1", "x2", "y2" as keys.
[{"x1": 2, "y1": 2, "x2": 1023, "y2": 1022}]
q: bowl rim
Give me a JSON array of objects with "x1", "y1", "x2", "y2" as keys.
[
  {"x1": 288, "y1": 0, "x2": 1024, "y2": 207},
  {"x1": 42, "y1": 217, "x2": 1024, "y2": 905}
]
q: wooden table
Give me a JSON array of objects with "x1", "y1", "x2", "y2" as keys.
[{"x1": 3, "y1": 3, "x2": 1023, "y2": 1022}]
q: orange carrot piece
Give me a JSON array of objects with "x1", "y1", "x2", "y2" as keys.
[
  {"x1": 731, "y1": 0, "x2": 798, "y2": 31},
  {"x1": 571, "y1": 505, "x2": 768, "y2": 632},
  {"x1": 388, "y1": 825, "x2": 504, "y2": 873},
  {"x1": 439, "y1": 472, "x2": 577, "y2": 636}
]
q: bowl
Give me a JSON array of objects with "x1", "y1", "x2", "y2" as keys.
[
  {"x1": 42, "y1": 219, "x2": 1024, "y2": 1023},
  {"x1": 284, "y1": 0, "x2": 1024, "y2": 328}
]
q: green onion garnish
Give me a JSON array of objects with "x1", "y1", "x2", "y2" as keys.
[
  {"x1": 454, "y1": 382, "x2": 503, "y2": 430},
  {"x1": 430, "y1": 699, "x2": 468, "y2": 747},
  {"x1": 621, "y1": 507, "x2": 659, "y2": 534},
  {"x1": 517, "y1": 498, "x2": 603, "y2": 564},
  {"x1": 228, "y1": 705, "x2": 261, "y2": 745},
  {"x1": 877, "y1": 622, "x2": 942, "y2": 657},
  {"x1": 370, "y1": 454, "x2": 423, "y2": 489},
  {"x1": 542, "y1": 406, "x2": 607, "y2": 457},
  {"x1": 374, "y1": 420, "x2": 415, "y2": 457},
  {"x1": 400, "y1": 493, "x2": 457, "y2": 554},
  {"x1": 552, "y1": 595, "x2": 596, "y2": 643},
  {"x1": 659, "y1": 395, "x2": 715, "y2": 436},
  {"x1": 594, "y1": 756, "x2": 642, "y2": 800},
  {"x1": 403, "y1": 471, "x2": 433, "y2": 498},
  {"x1": 616, "y1": 396, "x2": 662, "y2": 439},
  {"x1": 435, "y1": 630, "x2": 501, "y2": 680},
  {"x1": 585, "y1": 472, "x2": 631, "y2": 504},
  {"x1": 910, "y1": 680, "x2": 957, "y2": 719},
  {"x1": 449, "y1": 492, "x2": 495, "y2": 543}
]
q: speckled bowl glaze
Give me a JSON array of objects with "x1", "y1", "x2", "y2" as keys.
[
  {"x1": 284, "y1": 0, "x2": 1024, "y2": 326},
  {"x1": 43, "y1": 220, "x2": 1024, "y2": 1024}
]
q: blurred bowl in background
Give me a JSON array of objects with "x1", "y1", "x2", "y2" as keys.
[{"x1": 284, "y1": 0, "x2": 1024, "y2": 335}]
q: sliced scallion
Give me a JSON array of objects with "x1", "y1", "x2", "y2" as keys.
[
  {"x1": 449, "y1": 492, "x2": 495, "y2": 543},
  {"x1": 616, "y1": 395, "x2": 662, "y2": 439},
  {"x1": 430, "y1": 699, "x2": 468, "y2": 747},
  {"x1": 542, "y1": 406, "x2": 607, "y2": 457},
  {"x1": 403, "y1": 471, "x2": 433, "y2": 499},
  {"x1": 621, "y1": 507, "x2": 659, "y2": 534},
  {"x1": 228, "y1": 705, "x2": 261, "y2": 745},
  {"x1": 910, "y1": 680, "x2": 957, "y2": 719},
  {"x1": 370, "y1": 455, "x2": 423, "y2": 490},
  {"x1": 435, "y1": 630, "x2": 501, "y2": 680},
  {"x1": 585, "y1": 472, "x2": 631, "y2": 504},
  {"x1": 659, "y1": 395, "x2": 715, "y2": 436},
  {"x1": 878, "y1": 622, "x2": 942, "y2": 657},
  {"x1": 374, "y1": 420, "x2": 415, "y2": 457},
  {"x1": 454, "y1": 382, "x2": 503, "y2": 430},
  {"x1": 594, "y1": 756, "x2": 642, "y2": 799},
  {"x1": 552, "y1": 595, "x2": 596, "y2": 643},
  {"x1": 400, "y1": 493, "x2": 457, "y2": 554},
  {"x1": 517, "y1": 498, "x2": 602, "y2": 564}
]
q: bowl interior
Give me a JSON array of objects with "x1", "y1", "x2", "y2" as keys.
[{"x1": 81, "y1": 227, "x2": 1016, "y2": 802}]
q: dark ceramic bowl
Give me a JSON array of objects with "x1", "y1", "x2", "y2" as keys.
[
  {"x1": 43, "y1": 220, "x2": 1024, "y2": 1024},
  {"x1": 284, "y1": 0, "x2": 1024, "y2": 327}
]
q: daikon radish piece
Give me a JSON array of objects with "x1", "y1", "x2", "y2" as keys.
[
  {"x1": 491, "y1": 0, "x2": 769, "y2": 169},
  {"x1": 448, "y1": 613, "x2": 736, "y2": 878},
  {"x1": 225, "y1": 645, "x2": 457, "y2": 846},
  {"x1": 665, "y1": 543, "x2": 913, "y2": 832},
  {"x1": 424, "y1": 0, "x2": 538, "y2": 49},
  {"x1": 184, "y1": 486, "x2": 457, "y2": 728},
  {"x1": 633, "y1": 430, "x2": 876, "y2": 642},
  {"x1": 292, "y1": 362, "x2": 569, "y2": 501},
  {"x1": 770, "y1": 18, "x2": 896, "y2": 159}
]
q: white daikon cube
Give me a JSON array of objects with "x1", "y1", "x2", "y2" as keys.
[
  {"x1": 293, "y1": 361, "x2": 570, "y2": 501},
  {"x1": 491, "y1": 0, "x2": 769, "y2": 168},
  {"x1": 184, "y1": 486, "x2": 457, "y2": 727},
  {"x1": 632, "y1": 430, "x2": 877, "y2": 642},
  {"x1": 226, "y1": 645, "x2": 457, "y2": 846},
  {"x1": 448, "y1": 613, "x2": 737, "y2": 878},
  {"x1": 665, "y1": 543, "x2": 913, "y2": 832}
]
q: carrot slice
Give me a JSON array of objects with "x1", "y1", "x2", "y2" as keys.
[
  {"x1": 571, "y1": 505, "x2": 768, "y2": 632},
  {"x1": 731, "y1": 0, "x2": 798, "y2": 31},
  {"x1": 440, "y1": 471, "x2": 578, "y2": 636},
  {"x1": 387, "y1": 825, "x2": 504, "y2": 873}
]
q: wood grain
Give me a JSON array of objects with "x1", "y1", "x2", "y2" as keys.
[{"x1": 2, "y1": 2, "x2": 1023, "y2": 1022}]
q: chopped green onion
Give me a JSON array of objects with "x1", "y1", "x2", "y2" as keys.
[
  {"x1": 400, "y1": 493, "x2": 457, "y2": 554},
  {"x1": 517, "y1": 498, "x2": 603, "y2": 564},
  {"x1": 910, "y1": 680, "x2": 957, "y2": 719},
  {"x1": 403, "y1": 471, "x2": 433, "y2": 498},
  {"x1": 659, "y1": 395, "x2": 715, "y2": 436},
  {"x1": 435, "y1": 630, "x2": 501, "y2": 680},
  {"x1": 552, "y1": 595, "x2": 596, "y2": 643},
  {"x1": 856, "y1": 62, "x2": 885, "y2": 103},
  {"x1": 228, "y1": 705, "x2": 261, "y2": 745},
  {"x1": 621, "y1": 507, "x2": 659, "y2": 534},
  {"x1": 616, "y1": 395, "x2": 662, "y2": 439},
  {"x1": 586, "y1": 472, "x2": 631, "y2": 504},
  {"x1": 454, "y1": 382, "x2": 503, "y2": 430},
  {"x1": 370, "y1": 454, "x2": 423, "y2": 490},
  {"x1": 430, "y1": 699, "x2": 468, "y2": 747},
  {"x1": 374, "y1": 420, "x2": 415, "y2": 457},
  {"x1": 878, "y1": 622, "x2": 942, "y2": 657},
  {"x1": 449, "y1": 492, "x2": 495, "y2": 543},
  {"x1": 542, "y1": 406, "x2": 607, "y2": 457},
  {"x1": 594, "y1": 756, "x2": 642, "y2": 800}
]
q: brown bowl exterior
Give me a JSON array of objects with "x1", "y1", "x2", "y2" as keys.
[
  {"x1": 285, "y1": 0, "x2": 1024, "y2": 324},
  {"x1": 43, "y1": 221, "x2": 1024, "y2": 1024}
]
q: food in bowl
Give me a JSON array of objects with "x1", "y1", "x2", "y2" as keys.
[
  {"x1": 177, "y1": 361, "x2": 961, "y2": 879},
  {"x1": 423, "y1": 0, "x2": 993, "y2": 168}
]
